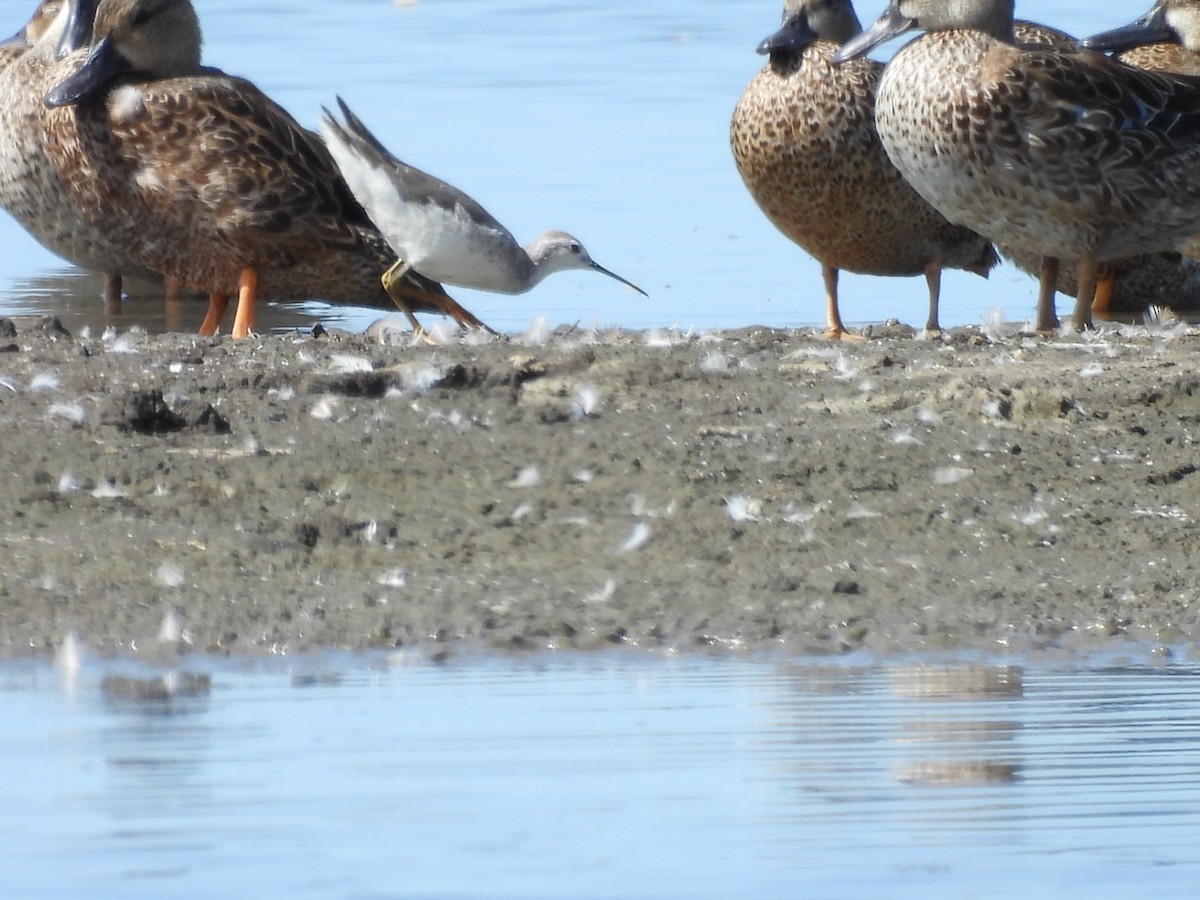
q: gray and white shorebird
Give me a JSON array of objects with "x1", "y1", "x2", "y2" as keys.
[{"x1": 317, "y1": 97, "x2": 647, "y2": 321}]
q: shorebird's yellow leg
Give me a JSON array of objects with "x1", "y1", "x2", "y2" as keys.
[
  {"x1": 821, "y1": 265, "x2": 862, "y2": 341},
  {"x1": 198, "y1": 292, "x2": 229, "y2": 336},
  {"x1": 1036, "y1": 256, "x2": 1060, "y2": 334},
  {"x1": 380, "y1": 259, "x2": 425, "y2": 333},
  {"x1": 230, "y1": 267, "x2": 257, "y2": 339}
]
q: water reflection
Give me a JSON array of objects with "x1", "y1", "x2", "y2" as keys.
[
  {"x1": 888, "y1": 664, "x2": 1022, "y2": 787},
  {"x1": 0, "y1": 270, "x2": 382, "y2": 337},
  {"x1": 4, "y1": 656, "x2": 1200, "y2": 897}
]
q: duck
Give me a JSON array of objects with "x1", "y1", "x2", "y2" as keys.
[
  {"x1": 729, "y1": 0, "x2": 997, "y2": 338},
  {"x1": 1083, "y1": 0, "x2": 1200, "y2": 77},
  {"x1": 834, "y1": 0, "x2": 1200, "y2": 332},
  {"x1": 1, "y1": 0, "x2": 63, "y2": 60},
  {"x1": 998, "y1": 17, "x2": 1200, "y2": 316},
  {"x1": 318, "y1": 98, "x2": 646, "y2": 309},
  {"x1": 41, "y1": 0, "x2": 486, "y2": 339},
  {"x1": 0, "y1": 0, "x2": 162, "y2": 307}
]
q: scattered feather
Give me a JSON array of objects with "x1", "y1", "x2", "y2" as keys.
[
  {"x1": 310, "y1": 396, "x2": 340, "y2": 420},
  {"x1": 30, "y1": 373, "x2": 60, "y2": 392},
  {"x1": 584, "y1": 578, "x2": 617, "y2": 604},
  {"x1": 571, "y1": 384, "x2": 602, "y2": 419},
  {"x1": 330, "y1": 354, "x2": 373, "y2": 374},
  {"x1": 700, "y1": 351, "x2": 728, "y2": 372},
  {"x1": 377, "y1": 569, "x2": 408, "y2": 588},
  {"x1": 834, "y1": 353, "x2": 858, "y2": 380},
  {"x1": 1016, "y1": 507, "x2": 1047, "y2": 526},
  {"x1": 981, "y1": 306, "x2": 1007, "y2": 342},
  {"x1": 0, "y1": 376, "x2": 16, "y2": 392},
  {"x1": 509, "y1": 503, "x2": 534, "y2": 522},
  {"x1": 643, "y1": 327, "x2": 690, "y2": 347},
  {"x1": 49, "y1": 401, "x2": 86, "y2": 425},
  {"x1": 981, "y1": 398, "x2": 1005, "y2": 419},
  {"x1": 1078, "y1": 362, "x2": 1103, "y2": 378},
  {"x1": 572, "y1": 468, "x2": 596, "y2": 484},
  {"x1": 402, "y1": 365, "x2": 444, "y2": 394},
  {"x1": 91, "y1": 480, "x2": 126, "y2": 499},
  {"x1": 845, "y1": 505, "x2": 881, "y2": 520},
  {"x1": 891, "y1": 427, "x2": 922, "y2": 446},
  {"x1": 933, "y1": 466, "x2": 973, "y2": 486},
  {"x1": 615, "y1": 521, "x2": 652, "y2": 554},
  {"x1": 155, "y1": 563, "x2": 185, "y2": 589},
  {"x1": 521, "y1": 316, "x2": 551, "y2": 346},
  {"x1": 725, "y1": 494, "x2": 761, "y2": 522},
  {"x1": 915, "y1": 406, "x2": 941, "y2": 425},
  {"x1": 107, "y1": 335, "x2": 139, "y2": 354},
  {"x1": 509, "y1": 465, "x2": 542, "y2": 488},
  {"x1": 57, "y1": 471, "x2": 77, "y2": 492},
  {"x1": 169, "y1": 361, "x2": 184, "y2": 374},
  {"x1": 461, "y1": 327, "x2": 496, "y2": 347}
]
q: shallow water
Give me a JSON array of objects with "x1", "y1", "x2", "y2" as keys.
[
  {"x1": 0, "y1": 0, "x2": 1156, "y2": 337},
  {"x1": 5, "y1": 653, "x2": 1200, "y2": 898}
]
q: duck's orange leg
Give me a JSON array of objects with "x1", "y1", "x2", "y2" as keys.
[
  {"x1": 1072, "y1": 256, "x2": 1099, "y2": 332},
  {"x1": 198, "y1": 292, "x2": 230, "y2": 336},
  {"x1": 1035, "y1": 256, "x2": 1060, "y2": 334},
  {"x1": 923, "y1": 260, "x2": 943, "y2": 333},
  {"x1": 821, "y1": 264, "x2": 861, "y2": 340},
  {"x1": 1091, "y1": 266, "x2": 1115, "y2": 318},
  {"x1": 231, "y1": 267, "x2": 257, "y2": 339},
  {"x1": 104, "y1": 273, "x2": 123, "y2": 315}
]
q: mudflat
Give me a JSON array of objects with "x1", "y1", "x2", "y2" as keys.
[{"x1": 1, "y1": 314, "x2": 1198, "y2": 661}]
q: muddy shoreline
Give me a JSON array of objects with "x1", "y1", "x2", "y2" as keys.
[{"x1": 1, "y1": 313, "x2": 1199, "y2": 662}]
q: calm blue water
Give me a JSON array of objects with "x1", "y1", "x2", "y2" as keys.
[
  {"x1": 0, "y1": 0, "x2": 1150, "y2": 336},
  {"x1": 3, "y1": 654, "x2": 1200, "y2": 898}
]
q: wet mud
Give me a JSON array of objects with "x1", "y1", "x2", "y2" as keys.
[{"x1": 2, "y1": 314, "x2": 1199, "y2": 661}]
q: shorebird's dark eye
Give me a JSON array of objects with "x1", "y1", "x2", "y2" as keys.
[{"x1": 570, "y1": 242, "x2": 582, "y2": 254}]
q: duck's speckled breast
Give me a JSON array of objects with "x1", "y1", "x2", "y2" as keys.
[
  {"x1": 0, "y1": 45, "x2": 157, "y2": 279},
  {"x1": 730, "y1": 42, "x2": 992, "y2": 277}
]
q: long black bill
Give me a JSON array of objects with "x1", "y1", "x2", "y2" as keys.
[
  {"x1": 832, "y1": 0, "x2": 916, "y2": 63},
  {"x1": 1080, "y1": 2, "x2": 1174, "y2": 52},
  {"x1": 45, "y1": 33, "x2": 125, "y2": 108},
  {"x1": 590, "y1": 261, "x2": 648, "y2": 297},
  {"x1": 757, "y1": 12, "x2": 819, "y2": 58}
]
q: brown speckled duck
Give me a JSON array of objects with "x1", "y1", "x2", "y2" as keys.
[
  {"x1": 0, "y1": 0, "x2": 161, "y2": 305},
  {"x1": 1084, "y1": 0, "x2": 1200, "y2": 77},
  {"x1": 730, "y1": 0, "x2": 997, "y2": 338},
  {"x1": 1, "y1": 0, "x2": 62, "y2": 59},
  {"x1": 999, "y1": 18, "x2": 1200, "y2": 316},
  {"x1": 835, "y1": 0, "x2": 1200, "y2": 332},
  {"x1": 41, "y1": 0, "x2": 486, "y2": 339}
]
